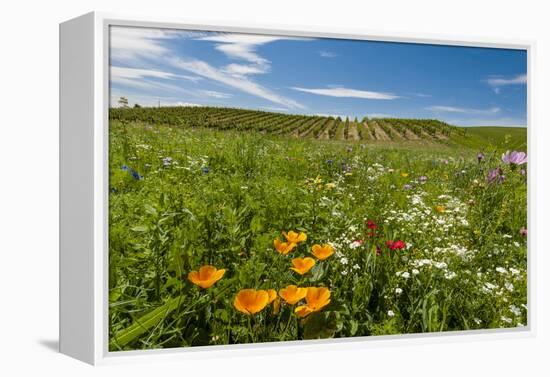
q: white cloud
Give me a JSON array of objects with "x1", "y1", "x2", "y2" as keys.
[
  {"x1": 170, "y1": 57, "x2": 305, "y2": 109},
  {"x1": 426, "y1": 105, "x2": 501, "y2": 115},
  {"x1": 368, "y1": 113, "x2": 396, "y2": 118},
  {"x1": 484, "y1": 74, "x2": 527, "y2": 95},
  {"x1": 319, "y1": 50, "x2": 337, "y2": 58},
  {"x1": 261, "y1": 106, "x2": 291, "y2": 112},
  {"x1": 111, "y1": 66, "x2": 178, "y2": 80},
  {"x1": 110, "y1": 27, "x2": 176, "y2": 61},
  {"x1": 222, "y1": 63, "x2": 266, "y2": 76},
  {"x1": 485, "y1": 74, "x2": 527, "y2": 87},
  {"x1": 201, "y1": 90, "x2": 233, "y2": 99},
  {"x1": 110, "y1": 66, "x2": 195, "y2": 95},
  {"x1": 291, "y1": 86, "x2": 400, "y2": 100},
  {"x1": 199, "y1": 34, "x2": 284, "y2": 67},
  {"x1": 315, "y1": 113, "x2": 350, "y2": 119},
  {"x1": 109, "y1": 92, "x2": 204, "y2": 108},
  {"x1": 111, "y1": 27, "x2": 306, "y2": 110}
]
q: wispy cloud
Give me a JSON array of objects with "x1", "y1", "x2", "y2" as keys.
[
  {"x1": 110, "y1": 27, "x2": 178, "y2": 61},
  {"x1": 260, "y1": 106, "x2": 291, "y2": 112},
  {"x1": 319, "y1": 50, "x2": 337, "y2": 58},
  {"x1": 170, "y1": 58, "x2": 305, "y2": 109},
  {"x1": 426, "y1": 105, "x2": 501, "y2": 115},
  {"x1": 199, "y1": 34, "x2": 284, "y2": 72},
  {"x1": 110, "y1": 66, "x2": 202, "y2": 83},
  {"x1": 200, "y1": 90, "x2": 233, "y2": 99},
  {"x1": 484, "y1": 74, "x2": 527, "y2": 94},
  {"x1": 291, "y1": 86, "x2": 401, "y2": 100},
  {"x1": 111, "y1": 28, "x2": 306, "y2": 110},
  {"x1": 110, "y1": 66, "x2": 195, "y2": 94},
  {"x1": 368, "y1": 113, "x2": 396, "y2": 118},
  {"x1": 485, "y1": 74, "x2": 527, "y2": 86},
  {"x1": 109, "y1": 91, "x2": 204, "y2": 108}
]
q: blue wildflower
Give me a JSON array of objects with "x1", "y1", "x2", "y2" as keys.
[{"x1": 121, "y1": 165, "x2": 143, "y2": 180}]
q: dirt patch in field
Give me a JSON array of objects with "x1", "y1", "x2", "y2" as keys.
[
  {"x1": 299, "y1": 120, "x2": 319, "y2": 137},
  {"x1": 435, "y1": 132, "x2": 449, "y2": 140},
  {"x1": 370, "y1": 121, "x2": 390, "y2": 141},
  {"x1": 420, "y1": 130, "x2": 437, "y2": 141},
  {"x1": 361, "y1": 122, "x2": 373, "y2": 140},
  {"x1": 385, "y1": 124, "x2": 404, "y2": 140},
  {"x1": 316, "y1": 120, "x2": 333, "y2": 140},
  {"x1": 404, "y1": 128, "x2": 420, "y2": 140},
  {"x1": 347, "y1": 122, "x2": 360, "y2": 141}
]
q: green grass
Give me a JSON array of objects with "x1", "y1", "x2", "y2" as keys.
[
  {"x1": 108, "y1": 111, "x2": 528, "y2": 351},
  {"x1": 448, "y1": 126, "x2": 527, "y2": 151}
]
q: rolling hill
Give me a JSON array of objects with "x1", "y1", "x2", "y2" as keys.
[{"x1": 109, "y1": 106, "x2": 527, "y2": 150}]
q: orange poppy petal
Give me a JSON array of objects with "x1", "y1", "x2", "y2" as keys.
[
  {"x1": 198, "y1": 265, "x2": 216, "y2": 280},
  {"x1": 187, "y1": 271, "x2": 199, "y2": 284},
  {"x1": 295, "y1": 305, "x2": 314, "y2": 318}
]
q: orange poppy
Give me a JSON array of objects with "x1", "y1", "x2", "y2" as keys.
[
  {"x1": 295, "y1": 287, "x2": 331, "y2": 317},
  {"x1": 311, "y1": 244, "x2": 334, "y2": 260},
  {"x1": 283, "y1": 230, "x2": 307, "y2": 244},
  {"x1": 267, "y1": 289, "x2": 278, "y2": 304},
  {"x1": 274, "y1": 238, "x2": 297, "y2": 255},
  {"x1": 279, "y1": 285, "x2": 308, "y2": 305},
  {"x1": 266, "y1": 289, "x2": 280, "y2": 314},
  {"x1": 233, "y1": 289, "x2": 270, "y2": 315},
  {"x1": 290, "y1": 257, "x2": 316, "y2": 275},
  {"x1": 187, "y1": 265, "x2": 226, "y2": 289}
]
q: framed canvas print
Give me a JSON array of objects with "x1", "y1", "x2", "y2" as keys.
[{"x1": 60, "y1": 12, "x2": 532, "y2": 365}]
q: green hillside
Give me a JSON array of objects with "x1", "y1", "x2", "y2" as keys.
[{"x1": 109, "y1": 106, "x2": 526, "y2": 151}]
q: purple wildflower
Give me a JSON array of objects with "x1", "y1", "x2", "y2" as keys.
[
  {"x1": 519, "y1": 227, "x2": 527, "y2": 237},
  {"x1": 487, "y1": 167, "x2": 505, "y2": 184},
  {"x1": 477, "y1": 152, "x2": 485, "y2": 163},
  {"x1": 502, "y1": 151, "x2": 527, "y2": 165},
  {"x1": 418, "y1": 176, "x2": 428, "y2": 184},
  {"x1": 403, "y1": 184, "x2": 412, "y2": 190}
]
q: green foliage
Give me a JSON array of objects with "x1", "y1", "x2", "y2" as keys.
[{"x1": 108, "y1": 110, "x2": 528, "y2": 351}]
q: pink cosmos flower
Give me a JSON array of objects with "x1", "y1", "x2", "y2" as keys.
[{"x1": 502, "y1": 151, "x2": 527, "y2": 165}]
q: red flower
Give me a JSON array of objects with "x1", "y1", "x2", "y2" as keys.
[
  {"x1": 367, "y1": 220, "x2": 378, "y2": 230},
  {"x1": 386, "y1": 240, "x2": 406, "y2": 250}
]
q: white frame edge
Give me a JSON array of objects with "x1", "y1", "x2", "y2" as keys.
[{"x1": 59, "y1": 11, "x2": 535, "y2": 365}]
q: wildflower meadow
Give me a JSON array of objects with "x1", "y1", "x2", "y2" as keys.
[{"x1": 108, "y1": 107, "x2": 527, "y2": 351}]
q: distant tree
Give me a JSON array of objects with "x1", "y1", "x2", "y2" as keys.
[
  {"x1": 134, "y1": 103, "x2": 141, "y2": 108},
  {"x1": 118, "y1": 96, "x2": 129, "y2": 108}
]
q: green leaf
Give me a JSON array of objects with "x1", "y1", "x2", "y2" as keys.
[
  {"x1": 131, "y1": 225, "x2": 149, "y2": 232},
  {"x1": 303, "y1": 311, "x2": 340, "y2": 339},
  {"x1": 309, "y1": 263, "x2": 325, "y2": 282},
  {"x1": 109, "y1": 297, "x2": 181, "y2": 350},
  {"x1": 144, "y1": 204, "x2": 157, "y2": 215},
  {"x1": 349, "y1": 320, "x2": 359, "y2": 336}
]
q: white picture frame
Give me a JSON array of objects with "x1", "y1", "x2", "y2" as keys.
[{"x1": 59, "y1": 11, "x2": 534, "y2": 365}]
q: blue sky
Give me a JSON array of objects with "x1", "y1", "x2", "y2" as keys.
[{"x1": 110, "y1": 26, "x2": 527, "y2": 127}]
